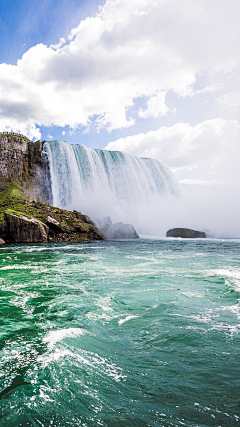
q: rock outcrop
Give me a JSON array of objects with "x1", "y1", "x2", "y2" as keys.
[
  {"x1": 46, "y1": 215, "x2": 62, "y2": 232},
  {"x1": 0, "y1": 238, "x2": 5, "y2": 244},
  {"x1": 4, "y1": 213, "x2": 48, "y2": 243},
  {"x1": 1, "y1": 203, "x2": 103, "y2": 243},
  {"x1": 96, "y1": 216, "x2": 139, "y2": 239},
  {"x1": 166, "y1": 228, "x2": 206, "y2": 238}
]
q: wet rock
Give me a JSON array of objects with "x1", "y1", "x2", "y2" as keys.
[
  {"x1": 0, "y1": 238, "x2": 5, "y2": 244},
  {"x1": 4, "y1": 213, "x2": 49, "y2": 243},
  {"x1": 166, "y1": 228, "x2": 206, "y2": 238}
]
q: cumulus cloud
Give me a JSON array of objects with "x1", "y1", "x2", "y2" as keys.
[
  {"x1": 0, "y1": 0, "x2": 240, "y2": 139},
  {"x1": 139, "y1": 91, "x2": 169, "y2": 118},
  {"x1": 105, "y1": 118, "x2": 240, "y2": 184}
]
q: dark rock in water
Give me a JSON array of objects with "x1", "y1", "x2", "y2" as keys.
[
  {"x1": 96, "y1": 216, "x2": 139, "y2": 239},
  {"x1": 4, "y1": 213, "x2": 49, "y2": 243},
  {"x1": 166, "y1": 228, "x2": 206, "y2": 238},
  {"x1": 0, "y1": 238, "x2": 5, "y2": 244}
]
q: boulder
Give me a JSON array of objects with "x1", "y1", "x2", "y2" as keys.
[
  {"x1": 0, "y1": 238, "x2": 5, "y2": 244},
  {"x1": 4, "y1": 213, "x2": 49, "y2": 243},
  {"x1": 96, "y1": 216, "x2": 139, "y2": 239},
  {"x1": 166, "y1": 228, "x2": 206, "y2": 238},
  {"x1": 46, "y1": 215, "x2": 62, "y2": 232}
]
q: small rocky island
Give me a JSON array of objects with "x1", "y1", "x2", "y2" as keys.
[
  {"x1": 0, "y1": 133, "x2": 103, "y2": 243},
  {"x1": 166, "y1": 228, "x2": 206, "y2": 238}
]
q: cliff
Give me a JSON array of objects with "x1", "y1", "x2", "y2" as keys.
[
  {"x1": 0, "y1": 134, "x2": 50, "y2": 203},
  {"x1": 0, "y1": 134, "x2": 29, "y2": 182},
  {"x1": 0, "y1": 134, "x2": 103, "y2": 243}
]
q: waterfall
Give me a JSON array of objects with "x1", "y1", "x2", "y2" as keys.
[{"x1": 43, "y1": 140, "x2": 180, "y2": 235}]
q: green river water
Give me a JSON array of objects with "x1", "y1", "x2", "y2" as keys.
[{"x1": 0, "y1": 239, "x2": 239, "y2": 427}]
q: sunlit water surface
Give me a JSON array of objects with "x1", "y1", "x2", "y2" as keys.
[{"x1": 0, "y1": 239, "x2": 239, "y2": 427}]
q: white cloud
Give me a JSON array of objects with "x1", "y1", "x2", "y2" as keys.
[
  {"x1": 0, "y1": 120, "x2": 41, "y2": 141},
  {"x1": 0, "y1": 0, "x2": 240, "y2": 138},
  {"x1": 139, "y1": 91, "x2": 169, "y2": 118},
  {"x1": 105, "y1": 118, "x2": 240, "y2": 184},
  {"x1": 217, "y1": 91, "x2": 240, "y2": 112}
]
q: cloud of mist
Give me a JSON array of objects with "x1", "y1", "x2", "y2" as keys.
[
  {"x1": 63, "y1": 181, "x2": 240, "y2": 239},
  {"x1": 103, "y1": 118, "x2": 240, "y2": 238}
]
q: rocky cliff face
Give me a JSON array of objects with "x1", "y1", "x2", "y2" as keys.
[
  {"x1": 3, "y1": 206, "x2": 103, "y2": 243},
  {"x1": 4, "y1": 212, "x2": 49, "y2": 243},
  {"x1": 0, "y1": 134, "x2": 50, "y2": 203},
  {"x1": 0, "y1": 134, "x2": 29, "y2": 182},
  {"x1": 0, "y1": 135, "x2": 103, "y2": 243}
]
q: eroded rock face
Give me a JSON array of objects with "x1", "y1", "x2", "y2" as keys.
[
  {"x1": 1, "y1": 202, "x2": 103, "y2": 243},
  {"x1": 96, "y1": 216, "x2": 139, "y2": 239},
  {"x1": 46, "y1": 216, "x2": 62, "y2": 232},
  {"x1": 0, "y1": 135, "x2": 28, "y2": 183},
  {"x1": 45, "y1": 216, "x2": 71, "y2": 240},
  {"x1": 166, "y1": 228, "x2": 206, "y2": 238},
  {"x1": 4, "y1": 213, "x2": 49, "y2": 243},
  {"x1": 0, "y1": 135, "x2": 51, "y2": 204}
]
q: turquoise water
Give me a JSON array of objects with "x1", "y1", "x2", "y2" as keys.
[{"x1": 0, "y1": 239, "x2": 239, "y2": 427}]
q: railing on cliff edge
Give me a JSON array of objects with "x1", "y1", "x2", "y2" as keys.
[{"x1": 0, "y1": 131, "x2": 30, "y2": 142}]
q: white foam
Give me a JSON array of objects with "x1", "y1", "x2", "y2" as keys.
[
  {"x1": 43, "y1": 328, "x2": 84, "y2": 348},
  {"x1": 118, "y1": 315, "x2": 139, "y2": 325}
]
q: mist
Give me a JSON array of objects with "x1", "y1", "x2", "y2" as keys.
[
  {"x1": 70, "y1": 184, "x2": 240, "y2": 239},
  {"x1": 44, "y1": 140, "x2": 240, "y2": 239}
]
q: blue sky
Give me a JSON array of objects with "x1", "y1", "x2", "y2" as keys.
[
  {"x1": 0, "y1": 0, "x2": 104, "y2": 64},
  {"x1": 0, "y1": 0, "x2": 240, "y2": 186}
]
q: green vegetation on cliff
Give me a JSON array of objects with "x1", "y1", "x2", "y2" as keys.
[
  {"x1": 0, "y1": 181, "x2": 103, "y2": 243},
  {"x1": 0, "y1": 181, "x2": 24, "y2": 223},
  {"x1": 0, "y1": 133, "x2": 29, "y2": 142}
]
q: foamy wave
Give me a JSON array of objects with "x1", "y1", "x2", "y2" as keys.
[
  {"x1": 118, "y1": 315, "x2": 140, "y2": 325},
  {"x1": 210, "y1": 269, "x2": 240, "y2": 291},
  {"x1": 43, "y1": 328, "x2": 85, "y2": 348}
]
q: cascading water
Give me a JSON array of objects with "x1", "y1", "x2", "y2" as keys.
[{"x1": 43, "y1": 140, "x2": 180, "y2": 235}]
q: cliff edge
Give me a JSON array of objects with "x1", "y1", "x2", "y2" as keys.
[{"x1": 0, "y1": 134, "x2": 103, "y2": 243}]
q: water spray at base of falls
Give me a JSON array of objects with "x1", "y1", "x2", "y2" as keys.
[
  {"x1": 43, "y1": 140, "x2": 240, "y2": 238},
  {"x1": 43, "y1": 140, "x2": 180, "y2": 236}
]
